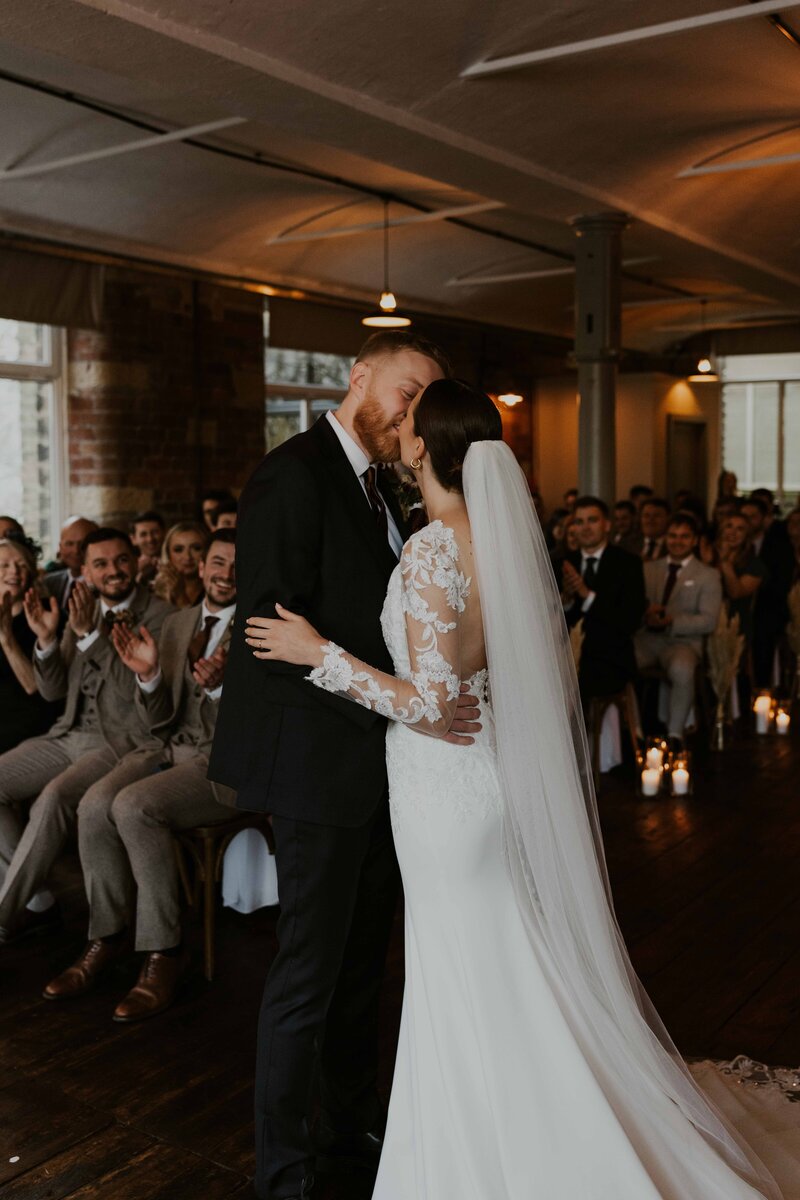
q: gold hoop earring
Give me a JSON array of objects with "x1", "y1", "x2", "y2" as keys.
[{"x1": 410, "y1": 457, "x2": 422, "y2": 470}]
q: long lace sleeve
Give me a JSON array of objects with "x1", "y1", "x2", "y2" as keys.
[{"x1": 307, "y1": 523, "x2": 469, "y2": 738}]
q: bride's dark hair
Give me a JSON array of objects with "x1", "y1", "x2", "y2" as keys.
[{"x1": 414, "y1": 379, "x2": 503, "y2": 493}]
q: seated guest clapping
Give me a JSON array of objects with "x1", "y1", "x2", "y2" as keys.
[
  {"x1": 635, "y1": 514, "x2": 722, "y2": 748},
  {"x1": 130, "y1": 511, "x2": 165, "y2": 588},
  {"x1": 0, "y1": 536, "x2": 61, "y2": 754},
  {"x1": 153, "y1": 522, "x2": 207, "y2": 610},
  {"x1": 0, "y1": 529, "x2": 172, "y2": 943},
  {"x1": 560, "y1": 497, "x2": 646, "y2": 702},
  {"x1": 44, "y1": 530, "x2": 237, "y2": 1021},
  {"x1": 43, "y1": 516, "x2": 98, "y2": 614}
]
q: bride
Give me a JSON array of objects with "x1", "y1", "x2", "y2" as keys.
[{"x1": 245, "y1": 378, "x2": 784, "y2": 1199}]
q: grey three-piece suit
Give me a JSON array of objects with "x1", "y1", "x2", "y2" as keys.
[
  {"x1": 634, "y1": 556, "x2": 722, "y2": 736},
  {"x1": 77, "y1": 603, "x2": 236, "y2": 952},
  {"x1": 0, "y1": 584, "x2": 172, "y2": 929}
]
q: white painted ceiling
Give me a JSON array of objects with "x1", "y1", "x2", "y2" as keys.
[{"x1": 1, "y1": 0, "x2": 800, "y2": 351}]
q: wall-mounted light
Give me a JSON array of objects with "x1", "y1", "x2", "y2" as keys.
[{"x1": 362, "y1": 200, "x2": 411, "y2": 328}]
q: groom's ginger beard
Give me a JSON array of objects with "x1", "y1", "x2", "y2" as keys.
[{"x1": 353, "y1": 387, "x2": 402, "y2": 463}]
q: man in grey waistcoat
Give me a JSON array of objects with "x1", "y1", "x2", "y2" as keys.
[
  {"x1": 43, "y1": 529, "x2": 237, "y2": 1022},
  {"x1": 0, "y1": 528, "x2": 172, "y2": 941},
  {"x1": 635, "y1": 513, "x2": 722, "y2": 748}
]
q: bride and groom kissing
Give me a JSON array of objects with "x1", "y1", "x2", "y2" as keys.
[{"x1": 209, "y1": 332, "x2": 781, "y2": 1200}]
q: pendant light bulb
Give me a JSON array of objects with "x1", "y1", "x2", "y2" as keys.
[{"x1": 362, "y1": 199, "x2": 412, "y2": 328}]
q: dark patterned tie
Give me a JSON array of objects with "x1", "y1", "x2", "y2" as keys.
[
  {"x1": 661, "y1": 562, "x2": 681, "y2": 607},
  {"x1": 188, "y1": 615, "x2": 219, "y2": 667},
  {"x1": 582, "y1": 556, "x2": 599, "y2": 591},
  {"x1": 362, "y1": 466, "x2": 388, "y2": 537}
]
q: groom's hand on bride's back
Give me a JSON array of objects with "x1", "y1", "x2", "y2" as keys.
[{"x1": 444, "y1": 684, "x2": 482, "y2": 746}]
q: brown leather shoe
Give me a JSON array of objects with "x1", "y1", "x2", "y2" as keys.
[
  {"x1": 43, "y1": 938, "x2": 125, "y2": 1000},
  {"x1": 112, "y1": 949, "x2": 189, "y2": 1022}
]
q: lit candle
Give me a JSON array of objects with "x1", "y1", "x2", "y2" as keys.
[
  {"x1": 776, "y1": 710, "x2": 790, "y2": 735},
  {"x1": 641, "y1": 767, "x2": 661, "y2": 796},
  {"x1": 645, "y1": 747, "x2": 663, "y2": 770},
  {"x1": 672, "y1": 767, "x2": 690, "y2": 795},
  {"x1": 754, "y1": 695, "x2": 771, "y2": 734}
]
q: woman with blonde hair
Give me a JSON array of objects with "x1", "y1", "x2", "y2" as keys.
[
  {"x1": 0, "y1": 535, "x2": 60, "y2": 753},
  {"x1": 152, "y1": 522, "x2": 207, "y2": 609}
]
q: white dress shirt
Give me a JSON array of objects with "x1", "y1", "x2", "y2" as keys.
[
  {"x1": 326, "y1": 411, "x2": 404, "y2": 558},
  {"x1": 578, "y1": 542, "x2": 607, "y2": 613}
]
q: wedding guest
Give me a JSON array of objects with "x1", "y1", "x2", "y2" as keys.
[
  {"x1": 0, "y1": 516, "x2": 23, "y2": 539},
  {"x1": 212, "y1": 499, "x2": 238, "y2": 530},
  {"x1": 198, "y1": 488, "x2": 235, "y2": 533},
  {"x1": 629, "y1": 484, "x2": 654, "y2": 513},
  {"x1": 639, "y1": 498, "x2": 670, "y2": 561},
  {"x1": 741, "y1": 495, "x2": 794, "y2": 686},
  {"x1": 45, "y1": 530, "x2": 237, "y2": 1020},
  {"x1": 0, "y1": 529, "x2": 172, "y2": 943},
  {"x1": 544, "y1": 505, "x2": 569, "y2": 551},
  {"x1": 563, "y1": 488, "x2": 578, "y2": 513},
  {"x1": 717, "y1": 514, "x2": 766, "y2": 648},
  {"x1": 788, "y1": 509, "x2": 800, "y2": 584},
  {"x1": 560, "y1": 497, "x2": 646, "y2": 702},
  {"x1": 153, "y1": 522, "x2": 207, "y2": 610},
  {"x1": 130, "y1": 511, "x2": 165, "y2": 588},
  {"x1": 635, "y1": 513, "x2": 722, "y2": 749},
  {"x1": 717, "y1": 469, "x2": 738, "y2": 501},
  {"x1": 549, "y1": 513, "x2": 579, "y2": 567},
  {"x1": 0, "y1": 537, "x2": 61, "y2": 754},
  {"x1": 44, "y1": 516, "x2": 98, "y2": 614},
  {"x1": 612, "y1": 500, "x2": 640, "y2": 554}
]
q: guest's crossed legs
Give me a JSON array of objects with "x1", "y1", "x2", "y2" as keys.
[
  {"x1": 0, "y1": 733, "x2": 117, "y2": 928},
  {"x1": 255, "y1": 802, "x2": 400, "y2": 1200},
  {"x1": 78, "y1": 747, "x2": 233, "y2": 952}
]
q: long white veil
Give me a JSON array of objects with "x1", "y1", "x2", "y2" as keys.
[{"x1": 462, "y1": 440, "x2": 780, "y2": 1199}]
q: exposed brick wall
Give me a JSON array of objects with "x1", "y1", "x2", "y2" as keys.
[{"x1": 67, "y1": 268, "x2": 265, "y2": 528}]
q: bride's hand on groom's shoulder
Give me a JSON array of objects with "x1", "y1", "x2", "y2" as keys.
[
  {"x1": 245, "y1": 605, "x2": 325, "y2": 667},
  {"x1": 444, "y1": 684, "x2": 482, "y2": 746}
]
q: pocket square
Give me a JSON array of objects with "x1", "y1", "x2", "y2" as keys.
[{"x1": 681, "y1": 579, "x2": 696, "y2": 587}]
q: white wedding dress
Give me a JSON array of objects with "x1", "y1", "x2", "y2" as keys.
[{"x1": 309, "y1": 445, "x2": 796, "y2": 1199}]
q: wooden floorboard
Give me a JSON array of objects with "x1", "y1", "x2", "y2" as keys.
[{"x1": 1, "y1": 726, "x2": 799, "y2": 1198}]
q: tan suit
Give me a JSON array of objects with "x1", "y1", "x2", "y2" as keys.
[
  {"x1": 0, "y1": 585, "x2": 173, "y2": 929},
  {"x1": 635, "y1": 556, "x2": 722, "y2": 736},
  {"x1": 78, "y1": 604, "x2": 237, "y2": 952}
]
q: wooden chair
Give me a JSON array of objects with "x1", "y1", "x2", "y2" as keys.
[
  {"x1": 173, "y1": 812, "x2": 275, "y2": 981},
  {"x1": 588, "y1": 683, "x2": 640, "y2": 791}
]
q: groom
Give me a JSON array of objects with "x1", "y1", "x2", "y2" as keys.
[{"x1": 210, "y1": 331, "x2": 476, "y2": 1200}]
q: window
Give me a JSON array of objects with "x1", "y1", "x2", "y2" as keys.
[
  {"x1": 720, "y1": 353, "x2": 800, "y2": 507},
  {"x1": 264, "y1": 307, "x2": 351, "y2": 452},
  {"x1": 0, "y1": 319, "x2": 67, "y2": 558}
]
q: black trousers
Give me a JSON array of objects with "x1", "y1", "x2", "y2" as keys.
[{"x1": 254, "y1": 801, "x2": 400, "y2": 1199}]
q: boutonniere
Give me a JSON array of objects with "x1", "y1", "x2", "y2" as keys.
[{"x1": 380, "y1": 464, "x2": 424, "y2": 522}]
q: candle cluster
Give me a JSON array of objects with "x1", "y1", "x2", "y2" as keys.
[
  {"x1": 637, "y1": 741, "x2": 692, "y2": 799},
  {"x1": 752, "y1": 692, "x2": 792, "y2": 737}
]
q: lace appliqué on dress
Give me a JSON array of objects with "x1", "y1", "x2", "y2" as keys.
[
  {"x1": 307, "y1": 522, "x2": 468, "y2": 733},
  {"x1": 715, "y1": 1056, "x2": 800, "y2": 1103}
]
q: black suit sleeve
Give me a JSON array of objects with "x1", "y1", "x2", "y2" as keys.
[{"x1": 236, "y1": 450, "x2": 378, "y2": 729}]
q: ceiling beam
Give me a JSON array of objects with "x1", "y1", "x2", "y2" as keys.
[
  {"x1": 267, "y1": 201, "x2": 504, "y2": 244},
  {"x1": 462, "y1": 1, "x2": 800, "y2": 77},
  {"x1": 446, "y1": 256, "x2": 657, "y2": 286},
  {"x1": 678, "y1": 148, "x2": 800, "y2": 177},
  {"x1": 0, "y1": 116, "x2": 246, "y2": 182}
]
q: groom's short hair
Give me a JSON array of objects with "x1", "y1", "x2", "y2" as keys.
[
  {"x1": 573, "y1": 495, "x2": 609, "y2": 518},
  {"x1": 356, "y1": 331, "x2": 451, "y2": 378}
]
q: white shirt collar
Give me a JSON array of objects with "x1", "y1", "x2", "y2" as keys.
[
  {"x1": 201, "y1": 600, "x2": 235, "y2": 631},
  {"x1": 581, "y1": 543, "x2": 607, "y2": 563},
  {"x1": 326, "y1": 410, "x2": 371, "y2": 477},
  {"x1": 100, "y1": 590, "x2": 135, "y2": 616}
]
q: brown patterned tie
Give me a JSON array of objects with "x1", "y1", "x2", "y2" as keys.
[
  {"x1": 187, "y1": 615, "x2": 219, "y2": 668},
  {"x1": 661, "y1": 562, "x2": 681, "y2": 607},
  {"x1": 362, "y1": 466, "x2": 388, "y2": 537}
]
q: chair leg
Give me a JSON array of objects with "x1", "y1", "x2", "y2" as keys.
[
  {"x1": 202, "y1": 836, "x2": 216, "y2": 983},
  {"x1": 622, "y1": 684, "x2": 641, "y2": 758},
  {"x1": 173, "y1": 840, "x2": 194, "y2": 909}
]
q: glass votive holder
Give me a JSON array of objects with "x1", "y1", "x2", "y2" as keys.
[
  {"x1": 752, "y1": 690, "x2": 773, "y2": 735},
  {"x1": 668, "y1": 751, "x2": 693, "y2": 797},
  {"x1": 775, "y1": 707, "x2": 791, "y2": 736}
]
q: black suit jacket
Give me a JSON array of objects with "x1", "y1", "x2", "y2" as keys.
[
  {"x1": 755, "y1": 520, "x2": 793, "y2": 626},
  {"x1": 559, "y1": 544, "x2": 646, "y2": 698},
  {"x1": 208, "y1": 416, "x2": 407, "y2": 827}
]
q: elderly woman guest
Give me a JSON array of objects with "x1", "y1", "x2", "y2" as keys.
[
  {"x1": 153, "y1": 522, "x2": 207, "y2": 609},
  {"x1": 0, "y1": 536, "x2": 61, "y2": 754}
]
